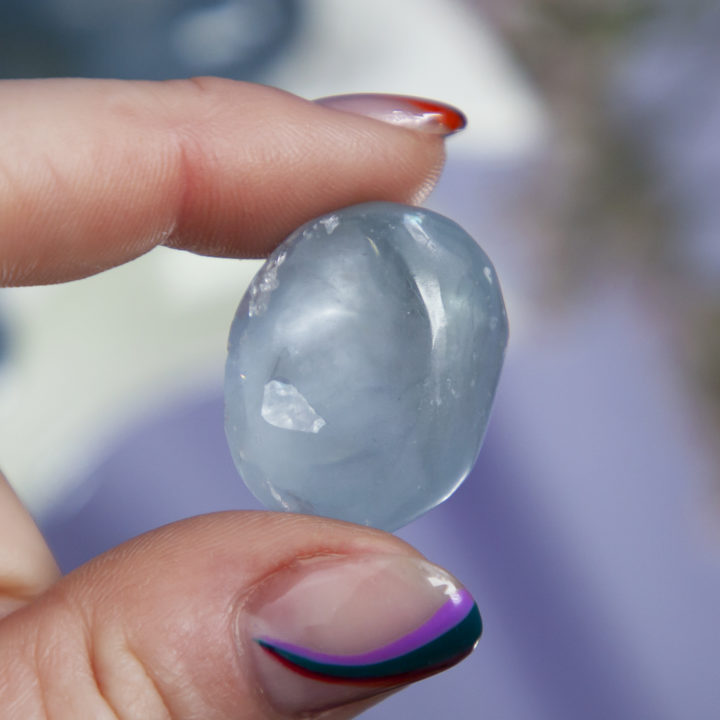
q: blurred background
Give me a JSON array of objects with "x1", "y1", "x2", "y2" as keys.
[{"x1": 1, "y1": 0, "x2": 719, "y2": 717}]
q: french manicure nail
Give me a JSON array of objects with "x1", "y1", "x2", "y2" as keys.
[
  {"x1": 240, "y1": 554, "x2": 481, "y2": 716},
  {"x1": 316, "y1": 93, "x2": 467, "y2": 136}
]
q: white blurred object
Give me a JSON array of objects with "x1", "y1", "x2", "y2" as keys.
[
  {"x1": 0, "y1": 252, "x2": 261, "y2": 513},
  {"x1": 272, "y1": 0, "x2": 544, "y2": 157}
]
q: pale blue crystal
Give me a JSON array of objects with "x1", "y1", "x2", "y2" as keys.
[{"x1": 225, "y1": 202, "x2": 508, "y2": 531}]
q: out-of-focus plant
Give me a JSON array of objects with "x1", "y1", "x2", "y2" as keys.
[
  {"x1": 475, "y1": 0, "x2": 720, "y2": 483},
  {"x1": 479, "y1": 0, "x2": 670, "y2": 287}
]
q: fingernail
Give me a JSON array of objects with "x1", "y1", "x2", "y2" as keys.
[
  {"x1": 240, "y1": 554, "x2": 481, "y2": 716},
  {"x1": 316, "y1": 93, "x2": 467, "y2": 136}
]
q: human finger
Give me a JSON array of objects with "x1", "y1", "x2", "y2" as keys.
[
  {"x1": 0, "y1": 79, "x2": 460, "y2": 285},
  {"x1": 0, "y1": 473, "x2": 59, "y2": 618},
  {"x1": 0, "y1": 512, "x2": 481, "y2": 719}
]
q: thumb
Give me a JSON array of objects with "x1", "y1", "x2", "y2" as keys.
[{"x1": 0, "y1": 512, "x2": 481, "y2": 719}]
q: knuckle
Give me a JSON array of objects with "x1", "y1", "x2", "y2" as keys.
[
  {"x1": 89, "y1": 618, "x2": 173, "y2": 720},
  {"x1": 1, "y1": 587, "x2": 171, "y2": 720},
  {"x1": 32, "y1": 592, "x2": 118, "y2": 720}
]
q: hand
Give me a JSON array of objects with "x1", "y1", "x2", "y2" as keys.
[{"x1": 0, "y1": 78, "x2": 478, "y2": 719}]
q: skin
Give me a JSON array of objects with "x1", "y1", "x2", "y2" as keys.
[{"x1": 0, "y1": 77, "x2": 449, "y2": 719}]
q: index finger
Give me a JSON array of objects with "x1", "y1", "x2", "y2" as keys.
[{"x1": 0, "y1": 78, "x2": 448, "y2": 286}]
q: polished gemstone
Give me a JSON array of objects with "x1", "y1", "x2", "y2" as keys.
[{"x1": 225, "y1": 202, "x2": 508, "y2": 530}]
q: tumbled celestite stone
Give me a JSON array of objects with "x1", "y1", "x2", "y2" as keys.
[{"x1": 225, "y1": 202, "x2": 508, "y2": 531}]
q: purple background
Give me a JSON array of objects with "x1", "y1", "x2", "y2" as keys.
[{"x1": 41, "y1": 162, "x2": 720, "y2": 718}]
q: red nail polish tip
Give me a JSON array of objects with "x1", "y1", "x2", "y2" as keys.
[
  {"x1": 315, "y1": 93, "x2": 467, "y2": 136},
  {"x1": 404, "y1": 97, "x2": 467, "y2": 134}
]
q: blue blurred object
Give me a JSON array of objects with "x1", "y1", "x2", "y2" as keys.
[{"x1": 0, "y1": 0, "x2": 300, "y2": 79}]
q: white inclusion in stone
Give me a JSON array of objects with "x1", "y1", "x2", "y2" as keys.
[
  {"x1": 261, "y1": 380, "x2": 327, "y2": 433},
  {"x1": 402, "y1": 216, "x2": 447, "y2": 349},
  {"x1": 403, "y1": 214, "x2": 439, "y2": 256},
  {"x1": 483, "y1": 266, "x2": 494, "y2": 284},
  {"x1": 267, "y1": 483, "x2": 292, "y2": 510},
  {"x1": 249, "y1": 251, "x2": 287, "y2": 317},
  {"x1": 319, "y1": 215, "x2": 340, "y2": 235}
]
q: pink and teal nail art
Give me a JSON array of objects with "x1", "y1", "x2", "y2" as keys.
[{"x1": 255, "y1": 589, "x2": 481, "y2": 685}]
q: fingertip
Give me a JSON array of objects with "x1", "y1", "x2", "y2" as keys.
[
  {"x1": 161, "y1": 79, "x2": 448, "y2": 258},
  {"x1": 0, "y1": 474, "x2": 59, "y2": 618},
  {"x1": 0, "y1": 513, "x2": 475, "y2": 719}
]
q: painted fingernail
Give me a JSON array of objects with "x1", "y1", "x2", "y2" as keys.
[
  {"x1": 240, "y1": 554, "x2": 481, "y2": 716},
  {"x1": 315, "y1": 93, "x2": 467, "y2": 136}
]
